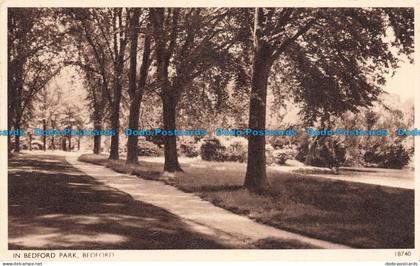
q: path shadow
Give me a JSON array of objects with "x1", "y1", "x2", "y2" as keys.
[{"x1": 8, "y1": 154, "x2": 228, "y2": 250}]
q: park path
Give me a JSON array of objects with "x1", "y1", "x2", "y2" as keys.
[
  {"x1": 8, "y1": 153, "x2": 229, "y2": 249},
  {"x1": 66, "y1": 155, "x2": 350, "y2": 249}
]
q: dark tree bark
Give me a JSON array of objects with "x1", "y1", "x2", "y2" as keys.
[
  {"x1": 108, "y1": 66, "x2": 123, "y2": 159},
  {"x1": 150, "y1": 8, "x2": 183, "y2": 172},
  {"x1": 29, "y1": 133, "x2": 32, "y2": 151},
  {"x1": 162, "y1": 96, "x2": 182, "y2": 172},
  {"x1": 244, "y1": 8, "x2": 314, "y2": 191},
  {"x1": 244, "y1": 43, "x2": 273, "y2": 191},
  {"x1": 42, "y1": 119, "x2": 46, "y2": 151},
  {"x1": 51, "y1": 120, "x2": 55, "y2": 150},
  {"x1": 51, "y1": 136, "x2": 55, "y2": 150},
  {"x1": 7, "y1": 132, "x2": 12, "y2": 153},
  {"x1": 13, "y1": 116, "x2": 21, "y2": 152},
  {"x1": 14, "y1": 130, "x2": 20, "y2": 153},
  {"x1": 126, "y1": 9, "x2": 151, "y2": 165},
  {"x1": 13, "y1": 63, "x2": 24, "y2": 153},
  {"x1": 62, "y1": 138, "x2": 67, "y2": 151},
  {"x1": 108, "y1": 99, "x2": 121, "y2": 159},
  {"x1": 93, "y1": 122, "x2": 102, "y2": 154},
  {"x1": 126, "y1": 96, "x2": 142, "y2": 164},
  {"x1": 108, "y1": 8, "x2": 128, "y2": 160}
]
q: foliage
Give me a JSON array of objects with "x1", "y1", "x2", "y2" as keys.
[
  {"x1": 180, "y1": 141, "x2": 200, "y2": 158},
  {"x1": 272, "y1": 146, "x2": 298, "y2": 165},
  {"x1": 8, "y1": 8, "x2": 67, "y2": 152},
  {"x1": 200, "y1": 138, "x2": 226, "y2": 162},
  {"x1": 137, "y1": 139, "x2": 163, "y2": 157},
  {"x1": 364, "y1": 140, "x2": 411, "y2": 169},
  {"x1": 224, "y1": 139, "x2": 248, "y2": 163},
  {"x1": 305, "y1": 137, "x2": 346, "y2": 168},
  {"x1": 200, "y1": 137, "x2": 248, "y2": 162}
]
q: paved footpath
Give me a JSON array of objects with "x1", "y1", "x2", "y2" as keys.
[
  {"x1": 66, "y1": 155, "x2": 350, "y2": 249},
  {"x1": 9, "y1": 153, "x2": 229, "y2": 249}
]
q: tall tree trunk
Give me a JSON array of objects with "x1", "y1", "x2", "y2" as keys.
[
  {"x1": 7, "y1": 134, "x2": 12, "y2": 153},
  {"x1": 51, "y1": 120, "x2": 55, "y2": 150},
  {"x1": 13, "y1": 120, "x2": 21, "y2": 153},
  {"x1": 244, "y1": 10, "x2": 273, "y2": 191},
  {"x1": 244, "y1": 47, "x2": 272, "y2": 191},
  {"x1": 109, "y1": 97, "x2": 120, "y2": 159},
  {"x1": 126, "y1": 8, "x2": 142, "y2": 165},
  {"x1": 150, "y1": 8, "x2": 182, "y2": 172},
  {"x1": 29, "y1": 133, "x2": 32, "y2": 151},
  {"x1": 162, "y1": 96, "x2": 182, "y2": 172},
  {"x1": 7, "y1": 123, "x2": 12, "y2": 153},
  {"x1": 108, "y1": 8, "x2": 127, "y2": 160},
  {"x1": 93, "y1": 122, "x2": 102, "y2": 154},
  {"x1": 42, "y1": 119, "x2": 46, "y2": 151},
  {"x1": 126, "y1": 35, "x2": 151, "y2": 165},
  {"x1": 14, "y1": 132, "x2": 20, "y2": 153},
  {"x1": 108, "y1": 64, "x2": 123, "y2": 160},
  {"x1": 126, "y1": 95, "x2": 142, "y2": 164},
  {"x1": 51, "y1": 136, "x2": 55, "y2": 150},
  {"x1": 12, "y1": 61, "x2": 24, "y2": 153}
]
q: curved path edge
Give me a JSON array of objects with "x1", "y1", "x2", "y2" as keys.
[{"x1": 66, "y1": 155, "x2": 351, "y2": 249}]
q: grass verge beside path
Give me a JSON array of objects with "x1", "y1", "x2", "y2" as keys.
[{"x1": 78, "y1": 153, "x2": 414, "y2": 249}]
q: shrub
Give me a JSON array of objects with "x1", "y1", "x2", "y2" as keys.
[
  {"x1": 295, "y1": 136, "x2": 310, "y2": 163},
  {"x1": 363, "y1": 141, "x2": 411, "y2": 169},
  {"x1": 305, "y1": 137, "x2": 346, "y2": 168},
  {"x1": 200, "y1": 138, "x2": 226, "y2": 161},
  {"x1": 265, "y1": 144, "x2": 275, "y2": 165},
  {"x1": 224, "y1": 139, "x2": 248, "y2": 162},
  {"x1": 272, "y1": 146, "x2": 297, "y2": 165},
  {"x1": 180, "y1": 141, "x2": 199, "y2": 157},
  {"x1": 200, "y1": 137, "x2": 248, "y2": 162},
  {"x1": 137, "y1": 139, "x2": 163, "y2": 156}
]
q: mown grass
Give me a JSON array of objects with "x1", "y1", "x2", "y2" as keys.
[{"x1": 78, "y1": 153, "x2": 414, "y2": 249}]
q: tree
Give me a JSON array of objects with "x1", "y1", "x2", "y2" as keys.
[
  {"x1": 8, "y1": 8, "x2": 65, "y2": 152},
  {"x1": 241, "y1": 8, "x2": 414, "y2": 191},
  {"x1": 68, "y1": 8, "x2": 129, "y2": 159},
  {"x1": 149, "y1": 8, "x2": 236, "y2": 172},
  {"x1": 126, "y1": 8, "x2": 152, "y2": 165},
  {"x1": 107, "y1": 8, "x2": 129, "y2": 159}
]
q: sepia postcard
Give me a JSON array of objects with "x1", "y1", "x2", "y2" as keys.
[{"x1": 0, "y1": 0, "x2": 419, "y2": 263}]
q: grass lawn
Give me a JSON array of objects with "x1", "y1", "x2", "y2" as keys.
[{"x1": 78, "y1": 153, "x2": 414, "y2": 249}]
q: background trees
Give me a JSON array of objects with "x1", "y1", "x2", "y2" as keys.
[
  {"x1": 67, "y1": 8, "x2": 130, "y2": 159},
  {"x1": 149, "y1": 8, "x2": 238, "y2": 172},
  {"x1": 8, "y1": 7, "x2": 414, "y2": 192},
  {"x1": 8, "y1": 8, "x2": 66, "y2": 152}
]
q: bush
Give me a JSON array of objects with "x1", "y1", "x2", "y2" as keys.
[
  {"x1": 265, "y1": 144, "x2": 275, "y2": 165},
  {"x1": 180, "y1": 141, "x2": 199, "y2": 157},
  {"x1": 295, "y1": 136, "x2": 310, "y2": 163},
  {"x1": 305, "y1": 137, "x2": 346, "y2": 168},
  {"x1": 224, "y1": 139, "x2": 248, "y2": 162},
  {"x1": 137, "y1": 139, "x2": 163, "y2": 156},
  {"x1": 200, "y1": 138, "x2": 248, "y2": 162},
  {"x1": 363, "y1": 141, "x2": 411, "y2": 169},
  {"x1": 200, "y1": 138, "x2": 226, "y2": 161},
  {"x1": 272, "y1": 146, "x2": 297, "y2": 165}
]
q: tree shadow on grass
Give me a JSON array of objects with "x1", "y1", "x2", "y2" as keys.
[{"x1": 8, "y1": 154, "x2": 229, "y2": 250}]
